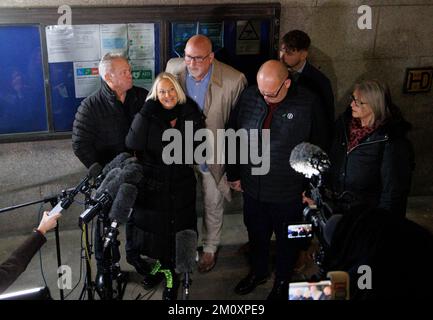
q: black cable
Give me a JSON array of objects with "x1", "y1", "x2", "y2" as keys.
[
  {"x1": 64, "y1": 227, "x2": 85, "y2": 299},
  {"x1": 37, "y1": 203, "x2": 48, "y2": 289}
]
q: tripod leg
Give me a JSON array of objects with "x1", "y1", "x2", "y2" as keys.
[{"x1": 54, "y1": 224, "x2": 65, "y2": 300}]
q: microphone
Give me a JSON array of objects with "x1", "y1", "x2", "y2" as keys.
[
  {"x1": 101, "y1": 152, "x2": 133, "y2": 175},
  {"x1": 290, "y1": 142, "x2": 331, "y2": 178},
  {"x1": 79, "y1": 167, "x2": 124, "y2": 225},
  {"x1": 103, "y1": 183, "x2": 138, "y2": 249},
  {"x1": 175, "y1": 229, "x2": 198, "y2": 300},
  {"x1": 48, "y1": 163, "x2": 102, "y2": 216},
  {"x1": 175, "y1": 230, "x2": 197, "y2": 274},
  {"x1": 108, "y1": 183, "x2": 137, "y2": 224},
  {"x1": 94, "y1": 154, "x2": 141, "y2": 188}
]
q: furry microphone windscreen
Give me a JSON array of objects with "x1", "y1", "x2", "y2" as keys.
[
  {"x1": 108, "y1": 183, "x2": 137, "y2": 223},
  {"x1": 175, "y1": 229, "x2": 198, "y2": 274}
]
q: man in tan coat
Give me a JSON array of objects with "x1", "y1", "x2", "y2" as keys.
[{"x1": 166, "y1": 35, "x2": 247, "y2": 272}]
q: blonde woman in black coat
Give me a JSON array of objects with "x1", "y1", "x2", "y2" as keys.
[{"x1": 125, "y1": 72, "x2": 205, "y2": 299}]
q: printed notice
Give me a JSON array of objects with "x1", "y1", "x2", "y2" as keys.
[
  {"x1": 128, "y1": 23, "x2": 155, "y2": 60},
  {"x1": 130, "y1": 59, "x2": 155, "y2": 90},
  {"x1": 73, "y1": 61, "x2": 101, "y2": 98},
  {"x1": 100, "y1": 24, "x2": 128, "y2": 57},
  {"x1": 46, "y1": 25, "x2": 74, "y2": 63},
  {"x1": 46, "y1": 25, "x2": 101, "y2": 62}
]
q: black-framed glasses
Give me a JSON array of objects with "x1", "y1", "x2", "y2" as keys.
[
  {"x1": 261, "y1": 78, "x2": 287, "y2": 98},
  {"x1": 184, "y1": 53, "x2": 211, "y2": 63},
  {"x1": 350, "y1": 94, "x2": 367, "y2": 107}
]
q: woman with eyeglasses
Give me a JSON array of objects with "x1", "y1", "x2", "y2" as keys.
[
  {"x1": 320, "y1": 80, "x2": 433, "y2": 301},
  {"x1": 125, "y1": 72, "x2": 205, "y2": 300},
  {"x1": 328, "y1": 79, "x2": 414, "y2": 218}
]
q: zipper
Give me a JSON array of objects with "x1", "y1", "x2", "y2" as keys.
[
  {"x1": 341, "y1": 116, "x2": 388, "y2": 155},
  {"x1": 346, "y1": 137, "x2": 388, "y2": 155}
]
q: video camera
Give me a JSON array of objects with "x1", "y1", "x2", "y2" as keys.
[
  {"x1": 287, "y1": 142, "x2": 350, "y2": 300},
  {"x1": 288, "y1": 142, "x2": 333, "y2": 250}
]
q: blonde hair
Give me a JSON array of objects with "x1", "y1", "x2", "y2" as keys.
[
  {"x1": 354, "y1": 80, "x2": 391, "y2": 127},
  {"x1": 146, "y1": 72, "x2": 187, "y2": 104}
]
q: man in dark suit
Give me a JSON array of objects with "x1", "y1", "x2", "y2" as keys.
[{"x1": 279, "y1": 30, "x2": 335, "y2": 135}]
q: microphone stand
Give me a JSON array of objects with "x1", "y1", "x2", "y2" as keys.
[
  {"x1": 0, "y1": 188, "x2": 76, "y2": 301},
  {"x1": 78, "y1": 187, "x2": 96, "y2": 301},
  {"x1": 181, "y1": 272, "x2": 191, "y2": 300},
  {"x1": 96, "y1": 216, "x2": 127, "y2": 300}
]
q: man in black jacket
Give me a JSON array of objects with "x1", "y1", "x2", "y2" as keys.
[
  {"x1": 0, "y1": 211, "x2": 61, "y2": 294},
  {"x1": 72, "y1": 53, "x2": 148, "y2": 284},
  {"x1": 227, "y1": 60, "x2": 330, "y2": 300},
  {"x1": 280, "y1": 30, "x2": 335, "y2": 136}
]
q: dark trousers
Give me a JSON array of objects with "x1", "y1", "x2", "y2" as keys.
[{"x1": 243, "y1": 193, "x2": 303, "y2": 281}]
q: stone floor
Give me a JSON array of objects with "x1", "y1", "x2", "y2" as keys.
[{"x1": 1, "y1": 195, "x2": 433, "y2": 300}]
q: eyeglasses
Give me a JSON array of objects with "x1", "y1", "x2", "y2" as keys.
[
  {"x1": 350, "y1": 94, "x2": 367, "y2": 107},
  {"x1": 261, "y1": 78, "x2": 287, "y2": 98},
  {"x1": 184, "y1": 53, "x2": 211, "y2": 63},
  {"x1": 158, "y1": 87, "x2": 176, "y2": 96}
]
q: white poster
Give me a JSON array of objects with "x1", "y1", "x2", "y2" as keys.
[
  {"x1": 128, "y1": 23, "x2": 155, "y2": 60},
  {"x1": 73, "y1": 61, "x2": 101, "y2": 98},
  {"x1": 100, "y1": 24, "x2": 128, "y2": 57},
  {"x1": 46, "y1": 25, "x2": 74, "y2": 63},
  {"x1": 130, "y1": 59, "x2": 155, "y2": 90},
  {"x1": 46, "y1": 25, "x2": 101, "y2": 63},
  {"x1": 72, "y1": 25, "x2": 101, "y2": 61}
]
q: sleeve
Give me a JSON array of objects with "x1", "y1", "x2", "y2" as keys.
[
  {"x1": 225, "y1": 94, "x2": 243, "y2": 182},
  {"x1": 379, "y1": 138, "x2": 415, "y2": 218},
  {"x1": 72, "y1": 99, "x2": 98, "y2": 168},
  {"x1": 125, "y1": 107, "x2": 149, "y2": 152},
  {"x1": 230, "y1": 73, "x2": 248, "y2": 111},
  {"x1": 0, "y1": 232, "x2": 46, "y2": 294},
  {"x1": 310, "y1": 94, "x2": 332, "y2": 153}
]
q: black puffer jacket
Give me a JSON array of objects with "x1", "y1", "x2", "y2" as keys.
[
  {"x1": 329, "y1": 107, "x2": 415, "y2": 217},
  {"x1": 72, "y1": 82, "x2": 148, "y2": 168},
  {"x1": 226, "y1": 84, "x2": 331, "y2": 203},
  {"x1": 125, "y1": 97, "x2": 205, "y2": 267}
]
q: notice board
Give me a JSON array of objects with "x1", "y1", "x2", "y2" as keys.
[{"x1": 0, "y1": 4, "x2": 280, "y2": 141}]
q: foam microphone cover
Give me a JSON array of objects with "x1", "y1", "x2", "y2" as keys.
[
  {"x1": 96, "y1": 167, "x2": 122, "y2": 198},
  {"x1": 88, "y1": 163, "x2": 103, "y2": 179},
  {"x1": 108, "y1": 183, "x2": 137, "y2": 223},
  {"x1": 102, "y1": 152, "x2": 133, "y2": 175},
  {"x1": 175, "y1": 229, "x2": 198, "y2": 274},
  {"x1": 122, "y1": 162, "x2": 144, "y2": 185}
]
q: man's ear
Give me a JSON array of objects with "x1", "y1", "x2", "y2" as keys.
[
  {"x1": 285, "y1": 78, "x2": 292, "y2": 89},
  {"x1": 104, "y1": 73, "x2": 112, "y2": 85},
  {"x1": 300, "y1": 49, "x2": 309, "y2": 62},
  {"x1": 208, "y1": 52, "x2": 215, "y2": 63}
]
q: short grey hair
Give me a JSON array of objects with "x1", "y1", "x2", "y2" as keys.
[
  {"x1": 98, "y1": 53, "x2": 128, "y2": 81},
  {"x1": 146, "y1": 72, "x2": 187, "y2": 104},
  {"x1": 354, "y1": 79, "x2": 391, "y2": 127}
]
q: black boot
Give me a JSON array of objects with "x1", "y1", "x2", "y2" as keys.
[{"x1": 141, "y1": 272, "x2": 164, "y2": 290}]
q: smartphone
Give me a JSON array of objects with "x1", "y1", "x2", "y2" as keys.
[
  {"x1": 287, "y1": 223, "x2": 313, "y2": 239},
  {"x1": 289, "y1": 280, "x2": 332, "y2": 300}
]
